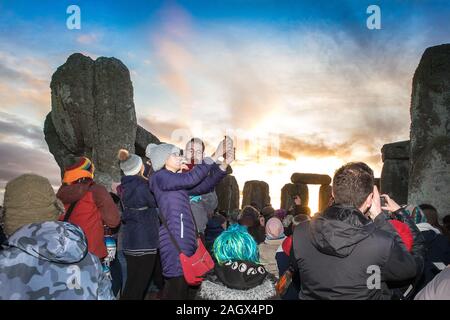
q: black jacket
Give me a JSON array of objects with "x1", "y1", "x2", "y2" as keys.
[{"x1": 292, "y1": 204, "x2": 420, "y2": 300}]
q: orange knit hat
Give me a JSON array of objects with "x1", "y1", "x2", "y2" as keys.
[{"x1": 62, "y1": 157, "x2": 95, "y2": 184}]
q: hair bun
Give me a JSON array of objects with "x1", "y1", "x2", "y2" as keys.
[{"x1": 118, "y1": 149, "x2": 130, "y2": 162}]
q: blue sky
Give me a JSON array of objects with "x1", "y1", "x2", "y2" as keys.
[{"x1": 0, "y1": 0, "x2": 449, "y2": 209}]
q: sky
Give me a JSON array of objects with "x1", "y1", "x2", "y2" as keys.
[{"x1": 0, "y1": 0, "x2": 449, "y2": 211}]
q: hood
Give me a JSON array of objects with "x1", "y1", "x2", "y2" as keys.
[
  {"x1": 199, "y1": 277, "x2": 276, "y2": 300},
  {"x1": 6, "y1": 221, "x2": 87, "y2": 263},
  {"x1": 309, "y1": 205, "x2": 375, "y2": 258},
  {"x1": 57, "y1": 182, "x2": 92, "y2": 204}
]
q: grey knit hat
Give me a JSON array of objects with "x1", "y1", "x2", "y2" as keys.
[
  {"x1": 145, "y1": 143, "x2": 181, "y2": 171},
  {"x1": 118, "y1": 149, "x2": 143, "y2": 176}
]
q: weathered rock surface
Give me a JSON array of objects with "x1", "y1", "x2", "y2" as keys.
[
  {"x1": 381, "y1": 160, "x2": 409, "y2": 205},
  {"x1": 291, "y1": 173, "x2": 331, "y2": 185},
  {"x1": 242, "y1": 180, "x2": 270, "y2": 211},
  {"x1": 215, "y1": 175, "x2": 240, "y2": 213},
  {"x1": 280, "y1": 183, "x2": 309, "y2": 211},
  {"x1": 381, "y1": 141, "x2": 410, "y2": 162},
  {"x1": 44, "y1": 53, "x2": 159, "y2": 188},
  {"x1": 409, "y1": 44, "x2": 450, "y2": 220},
  {"x1": 318, "y1": 185, "x2": 332, "y2": 213}
]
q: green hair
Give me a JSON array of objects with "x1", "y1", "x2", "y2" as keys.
[{"x1": 213, "y1": 223, "x2": 259, "y2": 265}]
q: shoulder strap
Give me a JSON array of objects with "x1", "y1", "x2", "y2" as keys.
[
  {"x1": 63, "y1": 200, "x2": 79, "y2": 222},
  {"x1": 63, "y1": 182, "x2": 93, "y2": 222}
]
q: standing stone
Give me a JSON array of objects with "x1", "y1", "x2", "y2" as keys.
[
  {"x1": 215, "y1": 175, "x2": 240, "y2": 213},
  {"x1": 291, "y1": 173, "x2": 331, "y2": 185},
  {"x1": 280, "y1": 183, "x2": 309, "y2": 211},
  {"x1": 380, "y1": 141, "x2": 410, "y2": 205},
  {"x1": 44, "y1": 53, "x2": 162, "y2": 189},
  {"x1": 242, "y1": 181, "x2": 270, "y2": 211},
  {"x1": 318, "y1": 185, "x2": 332, "y2": 213},
  {"x1": 409, "y1": 44, "x2": 450, "y2": 220}
]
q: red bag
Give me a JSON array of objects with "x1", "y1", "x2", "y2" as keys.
[
  {"x1": 179, "y1": 238, "x2": 215, "y2": 286},
  {"x1": 159, "y1": 212, "x2": 214, "y2": 286}
]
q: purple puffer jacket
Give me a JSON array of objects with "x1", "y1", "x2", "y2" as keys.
[{"x1": 149, "y1": 159, "x2": 227, "y2": 278}]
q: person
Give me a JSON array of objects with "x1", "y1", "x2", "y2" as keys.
[
  {"x1": 107, "y1": 192, "x2": 123, "y2": 297},
  {"x1": 419, "y1": 204, "x2": 447, "y2": 235},
  {"x1": 117, "y1": 149, "x2": 160, "y2": 300},
  {"x1": 0, "y1": 174, "x2": 114, "y2": 300},
  {"x1": 398, "y1": 203, "x2": 450, "y2": 294},
  {"x1": 147, "y1": 138, "x2": 232, "y2": 300},
  {"x1": 261, "y1": 204, "x2": 275, "y2": 224},
  {"x1": 238, "y1": 205, "x2": 265, "y2": 244},
  {"x1": 414, "y1": 265, "x2": 450, "y2": 300},
  {"x1": 205, "y1": 213, "x2": 227, "y2": 254},
  {"x1": 197, "y1": 224, "x2": 277, "y2": 300},
  {"x1": 288, "y1": 194, "x2": 311, "y2": 217},
  {"x1": 276, "y1": 214, "x2": 310, "y2": 300},
  {"x1": 184, "y1": 138, "x2": 220, "y2": 243},
  {"x1": 444, "y1": 215, "x2": 450, "y2": 239},
  {"x1": 56, "y1": 156, "x2": 121, "y2": 260},
  {"x1": 292, "y1": 162, "x2": 425, "y2": 300},
  {"x1": 259, "y1": 217, "x2": 286, "y2": 278}
]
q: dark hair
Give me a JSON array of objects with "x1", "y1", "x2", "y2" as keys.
[
  {"x1": 332, "y1": 162, "x2": 374, "y2": 208},
  {"x1": 239, "y1": 205, "x2": 260, "y2": 227},
  {"x1": 419, "y1": 204, "x2": 439, "y2": 226},
  {"x1": 419, "y1": 204, "x2": 437, "y2": 212}
]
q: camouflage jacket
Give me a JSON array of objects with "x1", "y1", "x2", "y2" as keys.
[{"x1": 0, "y1": 221, "x2": 114, "y2": 300}]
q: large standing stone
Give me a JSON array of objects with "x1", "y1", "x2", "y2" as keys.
[
  {"x1": 318, "y1": 185, "x2": 332, "y2": 212},
  {"x1": 409, "y1": 44, "x2": 450, "y2": 220},
  {"x1": 242, "y1": 180, "x2": 270, "y2": 211},
  {"x1": 380, "y1": 141, "x2": 410, "y2": 205},
  {"x1": 280, "y1": 183, "x2": 309, "y2": 211},
  {"x1": 215, "y1": 175, "x2": 240, "y2": 213},
  {"x1": 45, "y1": 53, "x2": 160, "y2": 188},
  {"x1": 291, "y1": 173, "x2": 331, "y2": 185}
]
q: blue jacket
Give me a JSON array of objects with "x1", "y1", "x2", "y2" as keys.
[
  {"x1": 149, "y1": 160, "x2": 227, "y2": 278},
  {"x1": 119, "y1": 175, "x2": 159, "y2": 253},
  {"x1": 0, "y1": 221, "x2": 114, "y2": 300}
]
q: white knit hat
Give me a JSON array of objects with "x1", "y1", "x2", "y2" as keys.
[
  {"x1": 118, "y1": 149, "x2": 143, "y2": 176},
  {"x1": 145, "y1": 143, "x2": 181, "y2": 171}
]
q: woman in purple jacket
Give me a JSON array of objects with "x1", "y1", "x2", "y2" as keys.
[{"x1": 147, "y1": 139, "x2": 233, "y2": 299}]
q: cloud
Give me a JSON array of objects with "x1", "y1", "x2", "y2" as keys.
[
  {"x1": 76, "y1": 33, "x2": 100, "y2": 45},
  {"x1": 138, "y1": 116, "x2": 191, "y2": 143},
  {"x1": 0, "y1": 140, "x2": 61, "y2": 204},
  {"x1": 0, "y1": 111, "x2": 47, "y2": 149},
  {"x1": 0, "y1": 52, "x2": 51, "y2": 116}
]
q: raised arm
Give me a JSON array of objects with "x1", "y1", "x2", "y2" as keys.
[
  {"x1": 154, "y1": 158, "x2": 215, "y2": 191},
  {"x1": 187, "y1": 163, "x2": 227, "y2": 196}
]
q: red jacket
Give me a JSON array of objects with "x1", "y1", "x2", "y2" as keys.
[{"x1": 57, "y1": 181, "x2": 120, "y2": 259}]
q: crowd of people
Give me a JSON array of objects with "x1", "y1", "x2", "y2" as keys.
[{"x1": 0, "y1": 136, "x2": 449, "y2": 300}]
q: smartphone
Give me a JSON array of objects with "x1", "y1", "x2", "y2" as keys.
[{"x1": 380, "y1": 196, "x2": 387, "y2": 207}]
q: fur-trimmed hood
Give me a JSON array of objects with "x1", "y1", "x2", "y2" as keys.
[{"x1": 198, "y1": 277, "x2": 277, "y2": 300}]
